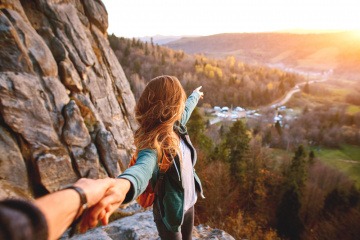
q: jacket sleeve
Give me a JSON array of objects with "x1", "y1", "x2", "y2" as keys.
[
  {"x1": 180, "y1": 91, "x2": 201, "y2": 126},
  {"x1": 117, "y1": 149, "x2": 157, "y2": 204},
  {"x1": 0, "y1": 199, "x2": 48, "y2": 240}
]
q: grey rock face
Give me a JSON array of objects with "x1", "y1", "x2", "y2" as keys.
[
  {"x1": 0, "y1": 0, "x2": 136, "y2": 198},
  {"x1": 96, "y1": 129, "x2": 122, "y2": 177},
  {"x1": 0, "y1": 126, "x2": 30, "y2": 199},
  {"x1": 63, "y1": 208, "x2": 235, "y2": 240},
  {"x1": 83, "y1": 0, "x2": 108, "y2": 33}
]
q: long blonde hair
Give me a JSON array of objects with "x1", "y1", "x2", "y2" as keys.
[{"x1": 134, "y1": 75, "x2": 186, "y2": 171}]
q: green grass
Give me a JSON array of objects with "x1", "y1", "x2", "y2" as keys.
[
  {"x1": 347, "y1": 105, "x2": 360, "y2": 115},
  {"x1": 329, "y1": 88, "x2": 351, "y2": 97},
  {"x1": 314, "y1": 145, "x2": 360, "y2": 188},
  {"x1": 270, "y1": 145, "x2": 360, "y2": 188}
]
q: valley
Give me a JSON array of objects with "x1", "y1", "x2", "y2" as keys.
[{"x1": 108, "y1": 32, "x2": 360, "y2": 239}]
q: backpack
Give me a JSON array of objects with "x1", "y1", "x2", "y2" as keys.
[{"x1": 128, "y1": 152, "x2": 167, "y2": 208}]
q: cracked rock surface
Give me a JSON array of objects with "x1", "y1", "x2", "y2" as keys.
[{"x1": 0, "y1": 0, "x2": 136, "y2": 198}]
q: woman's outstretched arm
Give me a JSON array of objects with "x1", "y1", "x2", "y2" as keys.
[{"x1": 180, "y1": 86, "x2": 204, "y2": 126}]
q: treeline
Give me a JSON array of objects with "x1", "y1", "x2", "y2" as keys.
[
  {"x1": 253, "y1": 103, "x2": 360, "y2": 149},
  {"x1": 187, "y1": 109, "x2": 360, "y2": 240},
  {"x1": 108, "y1": 34, "x2": 303, "y2": 107}
]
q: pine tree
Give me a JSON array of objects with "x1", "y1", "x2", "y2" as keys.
[
  {"x1": 161, "y1": 53, "x2": 166, "y2": 65},
  {"x1": 223, "y1": 120, "x2": 250, "y2": 180},
  {"x1": 303, "y1": 82, "x2": 310, "y2": 94},
  {"x1": 275, "y1": 120, "x2": 282, "y2": 136},
  {"x1": 308, "y1": 150, "x2": 315, "y2": 164},
  {"x1": 276, "y1": 187, "x2": 304, "y2": 240},
  {"x1": 187, "y1": 108, "x2": 212, "y2": 153},
  {"x1": 276, "y1": 145, "x2": 307, "y2": 239},
  {"x1": 144, "y1": 43, "x2": 149, "y2": 55},
  {"x1": 289, "y1": 145, "x2": 307, "y2": 189}
]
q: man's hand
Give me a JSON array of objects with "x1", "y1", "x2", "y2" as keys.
[
  {"x1": 33, "y1": 177, "x2": 117, "y2": 240},
  {"x1": 193, "y1": 86, "x2": 204, "y2": 99},
  {"x1": 73, "y1": 178, "x2": 116, "y2": 208},
  {"x1": 80, "y1": 178, "x2": 131, "y2": 232}
]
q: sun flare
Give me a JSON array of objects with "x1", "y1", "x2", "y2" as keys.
[
  {"x1": 102, "y1": 0, "x2": 360, "y2": 38},
  {"x1": 350, "y1": 31, "x2": 360, "y2": 40}
]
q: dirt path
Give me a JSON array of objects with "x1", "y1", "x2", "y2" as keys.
[
  {"x1": 265, "y1": 78, "x2": 328, "y2": 109},
  {"x1": 338, "y1": 159, "x2": 360, "y2": 164}
]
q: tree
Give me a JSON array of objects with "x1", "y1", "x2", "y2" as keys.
[
  {"x1": 124, "y1": 41, "x2": 130, "y2": 58},
  {"x1": 303, "y1": 82, "x2": 310, "y2": 94},
  {"x1": 223, "y1": 120, "x2": 250, "y2": 180},
  {"x1": 108, "y1": 33, "x2": 120, "y2": 50},
  {"x1": 133, "y1": 61, "x2": 141, "y2": 74},
  {"x1": 187, "y1": 108, "x2": 212, "y2": 153},
  {"x1": 275, "y1": 120, "x2": 282, "y2": 136},
  {"x1": 276, "y1": 187, "x2": 304, "y2": 240},
  {"x1": 323, "y1": 186, "x2": 360, "y2": 216},
  {"x1": 144, "y1": 43, "x2": 149, "y2": 55},
  {"x1": 308, "y1": 150, "x2": 315, "y2": 164},
  {"x1": 285, "y1": 145, "x2": 308, "y2": 189},
  {"x1": 276, "y1": 145, "x2": 307, "y2": 240},
  {"x1": 161, "y1": 53, "x2": 166, "y2": 65}
]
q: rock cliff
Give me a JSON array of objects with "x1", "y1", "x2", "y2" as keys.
[{"x1": 0, "y1": 0, "x2": 136, "y2": 198}]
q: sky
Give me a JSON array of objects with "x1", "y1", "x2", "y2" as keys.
[{"x1": 102, "y1": 0, "x2": 360, "y2": 38}]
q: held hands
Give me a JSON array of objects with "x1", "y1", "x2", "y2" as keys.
[
  {"x1": 73, "y1": 178, "x2": 116, "y2": 208},
  {"x1": 193, "y1": 86, "x2": 204, "y2": 99},
  {"x1": 79, "y1": 178, "x2": 131, "y2": 232}
]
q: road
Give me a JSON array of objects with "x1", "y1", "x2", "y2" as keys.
[
  {"x1": 265, "y1": 78, "x2": 328, "y2": 109},
  {"x1": 208, "y1": 73, "x2": 330, "y2": 125}
]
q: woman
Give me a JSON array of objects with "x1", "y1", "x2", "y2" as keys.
[{"x1": 82, "y1": 75, "x2": 204, "y2": 240}]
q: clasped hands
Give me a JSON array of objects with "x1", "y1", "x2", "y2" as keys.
[{"x1": 73, "y1": 178, "x2": 131, "y2": 233}]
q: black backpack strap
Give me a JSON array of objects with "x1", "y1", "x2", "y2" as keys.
[{"x1": 154, "y1": 152, "x2": 167, "y2": 217}]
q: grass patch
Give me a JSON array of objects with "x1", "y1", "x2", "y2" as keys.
[
  {"x1": 271, "y1": 145, "x2": 360, "y2": 188},
  {"x1": 314, "y1": 145, "x2": 360, "y2": 188},
  {"x1": 329, "y1": 88, "x2": 351, "y2": 97},
  {"x1": 347, "y1": 105, "x2": 360, "y2": 115}
]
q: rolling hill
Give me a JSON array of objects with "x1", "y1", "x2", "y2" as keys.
[{"x1": 166, "y1": 32, "x2": 360, "y2": 78}]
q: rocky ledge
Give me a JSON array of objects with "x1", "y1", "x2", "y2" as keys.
[{"x1": 62, "y1": 205, "x2": 235, "y2": 240}]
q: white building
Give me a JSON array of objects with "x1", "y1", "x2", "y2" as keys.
[
  {"x1": 214, "y1": 106, "x2": 221, "y2": 111},
  {"x1": 221, "y1": 107, "x2": 229, "y2": 112}
]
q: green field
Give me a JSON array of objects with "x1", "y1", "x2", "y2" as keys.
[
  {"x1": 313, "y1": 145, "x2": 360, "y2": 188},
  {"x1": 347, "y1": 105, "x2": 360, "y2": 115},
  {"x1": 270, "y1": 145, "x2": 360, "y2": 188}
]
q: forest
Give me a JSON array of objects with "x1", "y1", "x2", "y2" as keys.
[
  {"x1": 108, "y1": 34, "x2": 303, "y2": 107},
  {"x1": 189, "y1": 109, "x2": 360, "y2": 240},
  {"x1": 108, "y1": 34, "x2": 360, "y2": 240}
]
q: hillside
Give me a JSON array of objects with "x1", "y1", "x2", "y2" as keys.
[
  {"x1": 166, "y1": 32, "x2": 360, "y2": 78},
  {"x1": 108, "y1": 34, "x2": 304, "y2": 108}
]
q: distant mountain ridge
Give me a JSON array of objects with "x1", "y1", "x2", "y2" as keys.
[
  {"x1": 166, "y1": 32, "x2": 360, "y2": 78},
  {"x1": 139, "y1": 34, "x2": 198, "y2": 45}
]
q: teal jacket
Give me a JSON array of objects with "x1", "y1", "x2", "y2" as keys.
[{"x1": 118, "y1": 92, "x2": 204, "y2": 232}]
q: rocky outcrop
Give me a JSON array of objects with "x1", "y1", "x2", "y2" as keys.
[
  {"x1": 61, "y1": 205, "x2": 235, "y2": 240},
  {"x1": 0, "y1": 0, "x2": 136, "y2": 198}
]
